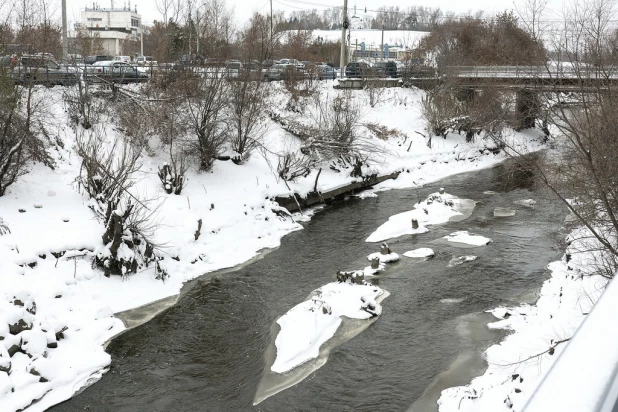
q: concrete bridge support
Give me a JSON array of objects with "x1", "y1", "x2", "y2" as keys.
[{"x1": 516, "y1": 89, "x2": 540, "y2": 130}]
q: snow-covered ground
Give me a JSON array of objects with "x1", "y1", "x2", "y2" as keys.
[
  {"x1": 307, "y1": 29, "x2": 428, "y2": 50},
  {"x1": 0, "y1": 82, "x2": 545, "y2": 411},
  {"x1": 437, "y1": 226, "x2": 606, "y2": 412}
]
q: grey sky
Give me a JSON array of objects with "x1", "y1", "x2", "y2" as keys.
[{"x1": 65, "y1": 0, "x2": 566, "y2": 29}]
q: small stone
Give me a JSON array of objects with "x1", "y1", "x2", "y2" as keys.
[
  {"x1": 47, "y1": 342, "x2": 58, "y2": 349},
  {"x1": 26, "y1": 302, "x2": 36, "y2": 315},
  {"x1": 39, "y1": 377, "x2": 49, "y2": 383},
  {"x1": 34, "y1": 204, "x2": 42, "y2": 209},
  {"x1": 439, "y1": 187, "x2": 445, "y2": 195},
  {"x1": 411, "y1": 219, "x2": 419, "y2": 229},
  {"x1": 12, "y1": 299, "x2": 24, "y2": 307},
  {"x1": 38, "y1": 254, "x2": 47, "y2": 259},
  {"x1": 18, "y1": 209, "x2": 26, "y2": 213},
  {"x1": 62, "y1": 217, "x2": 69, "y2": 222}
]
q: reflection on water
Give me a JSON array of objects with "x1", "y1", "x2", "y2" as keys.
[{"x1": 52, "y1": 161, "x2": 566, "y2": 412}]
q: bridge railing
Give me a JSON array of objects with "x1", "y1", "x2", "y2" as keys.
[{"x1": 447, "y1": 65, "x2": 618, "y2": 80}]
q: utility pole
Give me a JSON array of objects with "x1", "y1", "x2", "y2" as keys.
[
  {"x1": 140, "y1": 25, "x2": 144, "y2": 56},
  {"x1": 339, "y1": 0, "x2": 348, "y2": 76},
  {"x1": 270, "y1": 0, "x2": 273, "y2": 59},
  {"x1": 196, "y1": 9, "x2": 200, "y2": 55},
  {"x1": 62, "y1": 0, "x2": 68, "y2": 60},
  {"x1": 381, "y1": 24, "x2": 384, "y2": 61}
]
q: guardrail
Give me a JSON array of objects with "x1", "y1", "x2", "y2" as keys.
[{"x1": 447, "y1": 65, "x2": 618, "y2": 80}]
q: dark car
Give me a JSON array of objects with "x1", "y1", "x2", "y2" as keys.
[
  {"x1": 373, "y1": 61, "x2": 399, "y2": 78},
  {"x1": 84, "y1": 55, "x2": 112, "y2": 65},
  {"x1": 345, "y1": 62, "x2": 372, "y2": 78},
  {"x1": 317, "y1": 64, "x2": 336, "y2": 80},
  {"x1": 13, "y1": 54, "x2": 77, "y2": 86},
  {"x1": 85, "y1": 61, "x2": 147, "y2": 83}
]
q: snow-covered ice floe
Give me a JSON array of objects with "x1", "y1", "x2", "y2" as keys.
[
  {"x1": 366, "y1": 192, "x2": 476, "y2": 243},
  {"x1": 271, "y1": 281, "x2": 386, "y2": 374},
  {"x1": 514, "y1": 199, "x2": 536, "y2": 208},
  {"x1": 367, "y1": 251, "x2": 400, "y2": 263},
  {"x1": 440, "y1": 297, "x2": 466, "y2": 304},
  {"x1": 443, "y1": 231, "x2": 491, "y2": 247},
  {"x1": 403, "y1": 248, "x2": 435, "y2": 258},
  {"x1": 494, "y1": 208, "x2": 516, "y2": 217},
  {"x1": 254, "y1": 281, "x2": 388, "y2": 405},
  {"x1": 448, "y1": 255, "x2": 478, "y2": 267}
]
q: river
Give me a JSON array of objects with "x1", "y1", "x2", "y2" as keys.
[{"x1": 51, "y1": 161, "x2": 566, "y2": 412}]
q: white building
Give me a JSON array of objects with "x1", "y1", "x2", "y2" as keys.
[
  {"x1": 77, "y1": 5, "x2": 141, "y2": 56},
  {"x1": 350, "y1": 6, "x2": 373, "y2": 30}
]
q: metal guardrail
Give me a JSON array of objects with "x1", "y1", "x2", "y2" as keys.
[{"x1": 447, "y1": 65, "x2": 618, "y2": 80}]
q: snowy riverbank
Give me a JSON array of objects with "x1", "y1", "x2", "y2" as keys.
[
  {"x1": 0, "y1": 82, "x2": 545, "y2": 411},
  {"x1": 437, "y1": 224, "x2": 606, "y2": 412}
]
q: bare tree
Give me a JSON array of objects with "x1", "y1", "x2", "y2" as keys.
[
  {"x1": 182, "y1": 68, "x2": 229, "y2": 170},
  {"x1": 493, "y1": 0, "x2": 618, "y2": 278},
  {"x1": 228, "y1": 74, "x2": 269, "y2": 161}
]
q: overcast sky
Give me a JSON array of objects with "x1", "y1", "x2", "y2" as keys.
[{"x1": 64, "y1": 0, "x2": 566, "y2": 29}]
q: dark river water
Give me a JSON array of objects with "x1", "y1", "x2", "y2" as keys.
[{"x1": 52, "y1": 162, "x2": 566, "y2": 412}]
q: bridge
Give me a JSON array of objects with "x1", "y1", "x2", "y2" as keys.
[
  {"x1": 449, "y1": 65, "x2": 618, "y2": 92},
  {"x1": 440, "y1": 65, "x2": 618, "y2": 129}
]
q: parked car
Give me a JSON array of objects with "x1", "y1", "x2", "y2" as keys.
[
  {"x1": 225, "y1": 60, "x2": 242, "y2": 77},
  {"x1": 12, "y1": 54, "x2": 77, "y2": 86},
  {"x1": 86, "y1": 61, "x2": 147, "y2": 82},
  {"x1": 279, "y1": 58, "x2": 302, "y2": 68},
  {"x1": 84, "y1": 55, "x2": 112, "y2": 65},
  {"x1": 345, "y1": 61, "x2": 372, "y2": 78},
  {"x1": 373, "y1": 61, "x2": 399, "y2": 78},
  {"x1": 263, "y1": 64, "x2": 304, "y2": 81},
  {"x1": 113, "y1": 55, "x2": 131, "y2": 64},
  {"x1": 317, "y1": 64, "x2": 336, "y2": 80},
  {"x1": 136, "y1": 56, "x2": 156, "y2": 65}
]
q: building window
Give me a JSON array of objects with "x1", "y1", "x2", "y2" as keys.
[
  {"x1": 87, "y1": 17, "x2": 103, "y2": 21},
  {"x1": 131, "y1": 18, "x2": 139, "y2": 27}
]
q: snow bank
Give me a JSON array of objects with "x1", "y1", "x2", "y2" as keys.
[
  {"x1": 366, "y1": 192, "x2": 472, "y2": 243},
  {"x1": 443, "y1": 231, "x2": 491, "y2": 247},
  {"x1": 272, "y1": 281, "x2": 385, "y2": 374},
  {"x1": 437, "y1": 226, "x2": 603, "y2": 412}
]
